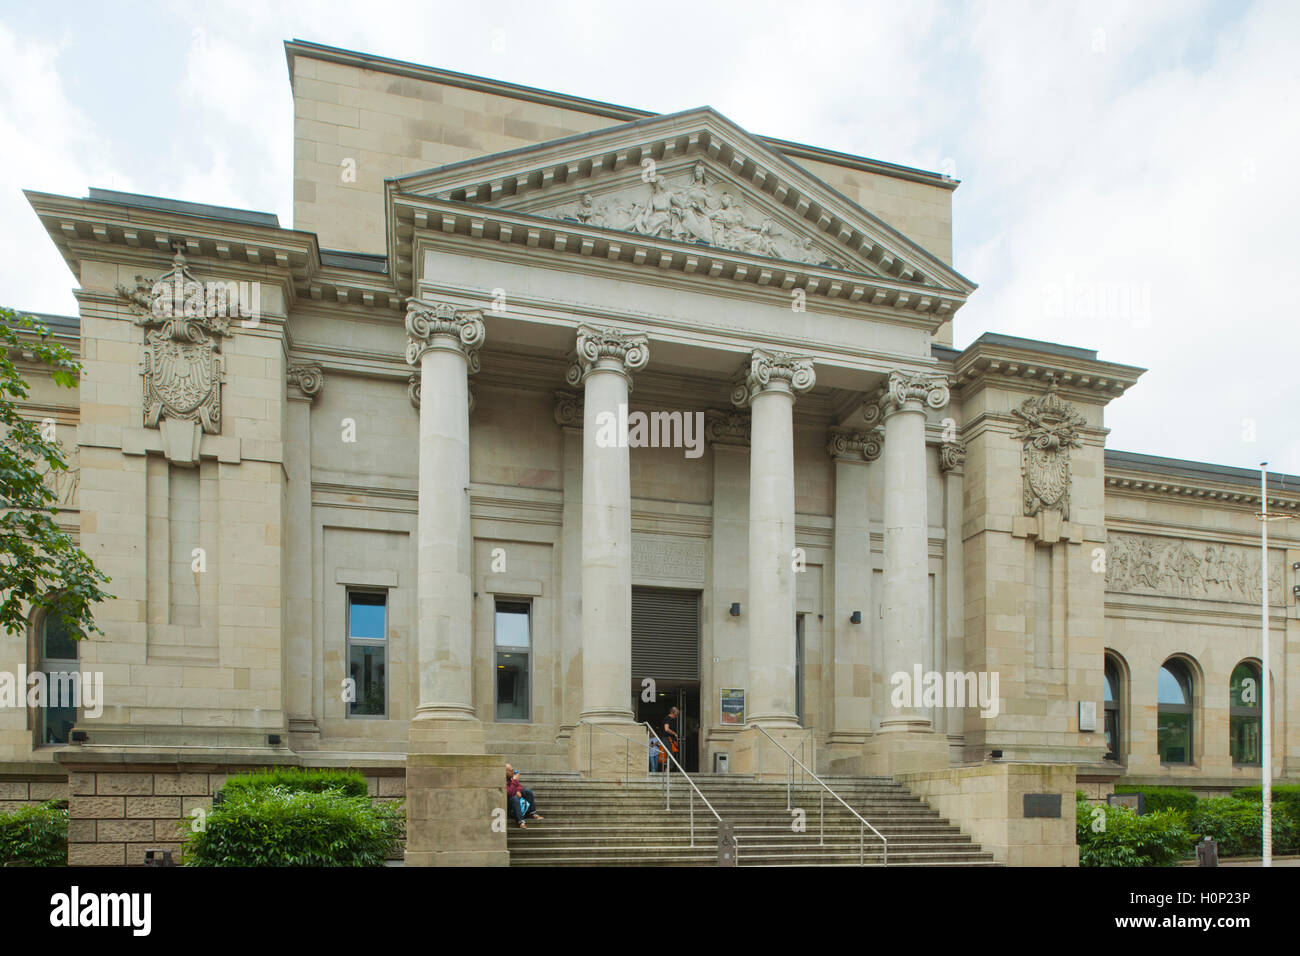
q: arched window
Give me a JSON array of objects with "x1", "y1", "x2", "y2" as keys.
[
  {"x1": 1229, "y1": 661, "x2": 1262, "y2": 766},
  {"x1": 1103, "y1": 654, "x2": 1122, "y2": 761},
  {"x1": 37, "y1": 614, "x2": 79, "y2": 744},
  {"x1": 1158, "y1": 659, "x2": 1194, "y2": 764}
]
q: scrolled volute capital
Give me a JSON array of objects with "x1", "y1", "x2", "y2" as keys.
[
  {"x1": 287, "y1": 362, "x2": 324, "y2": 399},
  {"x1": 877, "y1": 370, "x2": 949, "y2": 416},
  {"x1": 826, "y1": 425, "x2": 884, "y2": 463},
  {"x1": 940, "y1": 440, "x2": 967, "y2": 474},
  {"x1": 553, "y1": 390, "x2": 584, "y2": 427},
  {"x1": 704, "y1": 409, "x2": 751, "y2": 447},
  {"x1": 405, "y1": 299, "x2": 486, "y2": 371},
  {"x1": 731, "y1": 349, "x2": 816, "y2": 408},
  {"x1": 566, "y1": 325, "x2": 650, "y2": 387}
]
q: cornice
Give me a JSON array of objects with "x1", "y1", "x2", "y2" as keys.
[
  {"x1": 1104, "y1": 469, "x2": 1300, "y2": 513},
  {"x1": 25, "y1": 191, "x2": 403, "y2": 316},
  {"x1": 392, "y1": 194, "x2": 965, "y2": 325},
  {"x1": 950, "y1": 335, "x2": 1144, "y2": 402}
]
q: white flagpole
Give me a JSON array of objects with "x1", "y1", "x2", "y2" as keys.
[{"x1": 1260, "y1": 462, "x2": 1271, "y2": 868}]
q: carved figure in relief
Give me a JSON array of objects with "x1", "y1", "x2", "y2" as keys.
[{"x1": 1105, "y1": 533, "x2": 1283, "y2": 605}]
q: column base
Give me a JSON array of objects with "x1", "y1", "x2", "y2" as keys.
[
  {"x1": 404, "y1": 753, "x2": 509, "y2": 867},
  {"x1": 568, "y1": 722, "x2": 646, "y2": 782},
  {"x1": 829, "y1": 730, "x2": 951, "y2": 777},
  {"x1": 730, "y1": 726, "x2": 811, "y2": 778},
  {"x1": 408, "y1": 715, "x2": 486, "y2": 754}
]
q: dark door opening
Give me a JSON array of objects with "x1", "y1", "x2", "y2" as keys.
[{"x1": 635, "y1": 679, "x2": 701, "y2": 773}]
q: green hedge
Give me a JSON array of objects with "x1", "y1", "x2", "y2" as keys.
[
  {"x1": 0, "y1": 801, "x2": 68, "y2": 867},
  {"x1": 1076, "y1": 793, "x2": 1194, "y2": 867},
  {"x1": 1230, "y1": 785, "x2": 1300, "y2": 819},
  {"x1": 219, "y1": 768, "x2": 369, "y2": 800},
  {"x1": 183, "y1": 787, "x2": 403, "y2": 866},
  {"x1": 1112, "y1": 786, "x2": 1199, "y2": 815},
  {"x1": 1189, "y1": 797, "x2": 1300, "y2": 856}
]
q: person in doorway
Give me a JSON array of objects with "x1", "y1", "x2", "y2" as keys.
[
  {"x1": 506, "y1": 763, "x2": 543, "y2": 821},
  {"x1": 661, "y1": 706, "x2": 680, "y2": 763},
  {"x1": 648, "y1": 725, "x2": 661, "y2": 773}
]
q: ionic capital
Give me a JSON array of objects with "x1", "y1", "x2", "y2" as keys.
[
  {"x1": 939, "y1": 440, "x2": 967, "y2": 474},
  {"x1": 565, "y1": 325, "x2": 650, "y2": 388},
  {"x1": 553, "y1": 390, "x2": 584, "y2": 427},
  {"x1": 867, "y1": 370, "x2": 949, "y2": 420},
  {"x1": 405, "y1": 300, "x2": 486, "y2": 372},
  {"x1": 704, "y1": 409, "x2": 751, "y2": 447},
  {"x1": 287, "y1": 362, "x2": 324, "y2": 400},
  {"x1": 730, "y1": 349, "x2": 816, "y2": 408},
  {"x1": 826, "y1": 425, "x2": 883, "y2": 463}
]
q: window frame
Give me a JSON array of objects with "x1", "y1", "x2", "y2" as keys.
[
  {"x1": 1103, "y1": 653, "x2": 1123, "y2": 763},
  {"x1": 345, "y1": 588, "x2": 389, "y2": 720},
  {"x1": 493, "y1": 597, "x2": 533, "y2": 723},
  {"x1": 1157, "y1": 658, "x2": 1195, "y2": 766},
  {"x1": 35, "y1": 611, "x2": 79, "y2": 747},
  {"x1": 1229, "y1": 660, "x2": 1262, "y2": 767}
]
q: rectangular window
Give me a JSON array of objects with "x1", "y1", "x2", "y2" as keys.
[
  {"x1": 40, "y1": 616, "x2": 79, "y2": 745},
  {"x1": 347, "y1": 591, "x2": 387, "y2": 718},
  {"x1": 495, "y1": 600, "x2": 531, "y2": 722}
]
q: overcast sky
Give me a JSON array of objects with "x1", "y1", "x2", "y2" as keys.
[{"x1": 1, "y1": 0, "x2": 1296, "y2": 475}]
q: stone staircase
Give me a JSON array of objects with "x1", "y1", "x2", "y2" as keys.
[{"x1": 506, "y1": 771, "x2": 999, "y2": 866}]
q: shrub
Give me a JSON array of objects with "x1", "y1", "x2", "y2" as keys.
[
  {"x1": 219, "y1": 768, "x2": 369, "y2": 800},
  {"x1": 1189, "y1": 797, "x2": 1299, "y2": 856},
  {"x1": 0, "y1": 801, "x2": 68, "y2": 867},
  {"x1": 1230, "y1": 785, "x2": 1300, "y2": 820},
  {"x1": 183, "y1": 787, "x2": 403, "y2": 866},
  {"x1": 1112, "y1": 785, "x2": 1198, "y2": 815},
  {"x1": 1076, "y1": 793, "x2": 1194, "y2": 867}
]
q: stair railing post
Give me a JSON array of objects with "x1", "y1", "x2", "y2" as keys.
[
  {"x1": 588, "y1": 723, "x2": 592, "y2": 779},
  {"x1": 690, "y1": 788, "x2": 695, "y2": 848},
  {"x1": 624, "y1": 740, "x2": 628, "y2": 788},
  {"x1": 819, "y1": 787, "x2": 824, "y2": 847}
]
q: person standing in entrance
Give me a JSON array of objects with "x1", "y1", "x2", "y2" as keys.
[
  {"x1": 661, "y1": 706, "x2": 680, "y2": 765},
  {"x1": 647, "y1": 725, "x2": 660, "y2": 773}
]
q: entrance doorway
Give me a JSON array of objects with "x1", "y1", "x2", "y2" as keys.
[{"x1": 631, "y1": 587, "x2": 701, "y2": 772}]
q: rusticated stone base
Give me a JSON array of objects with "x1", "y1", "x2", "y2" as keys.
[
  {"x1": 830, "y1": 729, "x2": 951, "y2": 777},
  {"x1": 404, "y1": 753, "x2": 508, "y2": 866}
]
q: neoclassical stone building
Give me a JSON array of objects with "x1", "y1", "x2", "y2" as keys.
[{"x1": 5, "y1": 40, "x2": 1296, "y2": 865}]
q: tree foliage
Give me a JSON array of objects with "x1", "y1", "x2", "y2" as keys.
[{"x1": 0, "y1": 307, "x2": 112, "y2": 639}]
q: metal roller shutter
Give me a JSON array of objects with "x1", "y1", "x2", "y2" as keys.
[{"x1": 631, "y1": 587, "x2": 700, "y2": 681}]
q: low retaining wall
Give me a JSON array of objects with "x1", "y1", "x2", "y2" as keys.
[{"x1": 898, "y1": 762, "x2": 1079, "y2": 867}]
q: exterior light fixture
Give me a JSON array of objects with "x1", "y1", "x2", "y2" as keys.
[
  {"x1": 267, "y1": 734, "x2": 281, "y2": 745},
  {"x1": 71, "y1": 731, "x2": 88, "y2": 743},
  {"x1": 850, "y1": 611, "x2": 862, "y2": 624},
  {"x1": 729, "y1": 603, "x2": 741, "y2": 616},
  {"x1": 990, "y1": 750, "x2": 1003, "y2": 760}
]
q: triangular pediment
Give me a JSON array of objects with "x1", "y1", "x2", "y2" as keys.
[{"x1": 388, "y1": 108, "x2": 975, "y2": 314}]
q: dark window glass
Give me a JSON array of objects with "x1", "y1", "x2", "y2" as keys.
[
  {"x1": 347, "y1": 591, "x2": 386, "y2": 717},
  {"x1": 494, "y1": 601, "x2": 531, "y2": 721},
  {"x1": 1158, "y1": 660, "x2": 1193, "y2": 764},
  {"x1": 1230, "y1": 661, "x2": 1261, "y2": 766}
]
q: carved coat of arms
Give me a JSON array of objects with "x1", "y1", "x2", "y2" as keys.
[
  {"x1": 117, "y1": 248, "x2": 230, "y2": 435},
  {"x1": 1011, "y1": 379, "x2": 1086, "y2": 520}
]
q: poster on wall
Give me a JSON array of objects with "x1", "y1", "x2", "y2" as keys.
[{"x1": 720, "y1": 688, "x2": 746, "y2": 724}]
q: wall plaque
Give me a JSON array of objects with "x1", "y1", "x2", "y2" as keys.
[{"x1": 1023, "y1": 793, "x2": 1062, "y2": 818}]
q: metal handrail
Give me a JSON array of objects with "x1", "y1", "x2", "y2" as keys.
[
  {"x1": 752, "y1": 725, "x2": 887, "y2": 866},
  {"x1": 641, "y1": 722, "x2": 725, "y2": 852},
  {"x1": 575, "y1": 718, "x2": 727, "y2": 854}
]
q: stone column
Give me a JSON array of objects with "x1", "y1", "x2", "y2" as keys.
[
  {"x1": 705, "y1": 410, "x2": 751, "y2": 763},
  {"x1": 729, "y1": 350, "x2": 815, "y2": 774},
  {"x1": 859, "y1": 370, "x2": 950, "y2": 776},
  {"x1": 285, "y1": 364, "x2": 323, "y2": 747},
  {"x1": 565, "y1": 325, "x2": 649, "y2": 777},
  {"x1": 825, "y1": 426, "x2": 882, "y2": 762},
  {"x1": 939, "y1": 440, "x2": 967, "y2": 742},
  {"x1": 404, "y1": 301, "x2": 486, "y2": 751},
  {"x1": 554, "y1": 391, "x2": 584, "y2": 741}
]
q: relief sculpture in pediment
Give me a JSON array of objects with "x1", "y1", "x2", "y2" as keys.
[{"x1": 551, "y1": 162, "x2": 846, "y2": 268}]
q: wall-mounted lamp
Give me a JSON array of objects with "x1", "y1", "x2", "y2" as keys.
[
  {"x1": 989, "y1": 749, "x2": 1003, "y2": 761},
  {"x1": 729, "y1": 602, "x2": 741, "y2": 617},
  {"x1": 268, "y1": 734, "x2": 282, "y2": 746},
  {"x1": 1293, "y1": 561, "x2": 1300, "y2": 571},
  {"x1": 70, "y1": 731, "x2": 88, "y2": 743},
  {"x1": 1293, "y1": 584, "x2": 1300, "y2": 600},
  {"x1": 849, "y1": 611, "x2": 862, "y2": 624}
]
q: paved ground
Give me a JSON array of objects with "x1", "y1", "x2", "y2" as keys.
[{"x1": 1179, "y1": 855, "x2": 1300, "y2": 867}]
